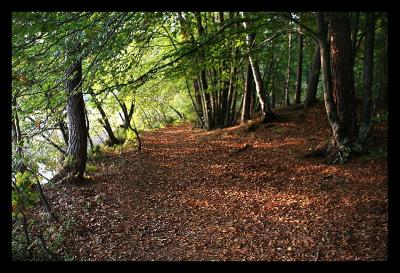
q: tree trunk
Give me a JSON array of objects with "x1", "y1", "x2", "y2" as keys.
[
  {"x1": 13, "y1": 111, "x2": 23, "y2": 156},
  {"x1": 241, "y1": 64, "x2": 253, "y2": 123},
  {"x1": 187, "y1": 77, "x2": 204, "y2": 128},
  {"x1": 241, "y1": 12, "x2": 273, "y2": 123},
  {"x1": 316, "y1": 12, "x2": 342, "y2": 153},
  {"x1": 377, "y1": 17, "x2": 387, "y2": 110},
  {"x1": 225, "y1": 58, "x2": 238, "y2": 126},
  {"x1": 90, "y1": 92, "x2": 121, "y2": 146},
  {"x1": 230, "y1": 78, "x2": 238, "y2": 124},
  {"x1": 304, "y1": 44, "x2": 321, "y2": 108},
  {"x1": 284, "y1": 30, "x2": 292, "y2": 107},
  {"x1": 295, "y1": 32, "x2": 303, "y2": 104},
  {"x1": 84, "y1": 107, "x2": 94, "y2": 149},
  {"x1": 359, "y1": 12, "x2": 375, "y2": 143},
  {"x1": 58, "y1": 119, "x2": 69, "y2": 146},
  {"x1": 351, "y1": 12, "x2": 360, "y2": 64},
  {"x1": 270, "y1": 68, "x2": 276, "y2": 108},
  {"x1": 330, "y1": 12, "x2": 358, "y2": 144},
  {"x1": 195, "y1": 12, "x2": 213, "y2": 130},
  {"x1": 316, "y1": 12, "x2": 358, "y2": 163},
  {"x1": 64, "y1": 46, "x2": 87, "y2": 181}
]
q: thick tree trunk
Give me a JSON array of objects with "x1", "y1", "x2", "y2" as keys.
[
  {"x1": 316, "y1": 12, "x2": 358, "y2": 163},
  {"x1": 295, "y1": 32, "x2": 304, "y2": 104},
  {"x1": 330, "y1": 12, "x2": 358, "y2": 144},
  {"x1": 241, "y1": 64, "x2": 253, "y2": 123},
  {"x1": 359, "y1": 12, "x2": 375, "y2": 143},
  {"x1": 304, "y1": 45, "x2": 321, "y2": 108},
  {"x1": 64, "y1": 49, "x2": 87, "y2": 181}
]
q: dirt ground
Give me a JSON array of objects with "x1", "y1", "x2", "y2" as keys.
[{"x1": 32, "y1": 103, "x2": 388, "y2": 261}]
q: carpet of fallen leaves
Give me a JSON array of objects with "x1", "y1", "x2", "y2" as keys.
[{"x1": 33, "y1": 103, "x2": 388, "y2": 261}]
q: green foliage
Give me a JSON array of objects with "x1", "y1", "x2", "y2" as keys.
[
  {"x1": 372, "y1": 111, "x2": 388, "y2": 123},
  {"x1": 88, "y1": 145, "x2": 101, "y2": 160},
  {"x1": 114, "y1": 127, "x2": 127, "y2": 142},
  {"x1": 63, "y1": 154, "x2": 76, "y2": 168},
  {"x1": 359, "y1": 146, "x2": 386, "y2": 162},
  {"x1": 85, "y1": 164, "x2": 97, "y2": 173},
  {"x1": 126, "y1": 129, "x2": 137, "y2": 141},
  {"x1": 12, "y1": 171, "x2": 40, "y2": 218}
]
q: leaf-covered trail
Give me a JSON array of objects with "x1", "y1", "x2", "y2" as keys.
[{"x1": 42, "y1": 104, "x2": 388, "y2": 261}]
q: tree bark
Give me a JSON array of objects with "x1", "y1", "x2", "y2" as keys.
[
  {"x1": 377, "y1": 17, "x2": 387, "y2": 110},
  {"x1": 270, "y1": 65, "x2": 276, "y2": 108},
  {"x1": 316, "y1": 12, "x2": 342, "y2": 150},
  {"x1": 89, "y1": 91, "x2": 121, "y2": 146},
  {"x1": 304, "y1": 44, "x2": 321, "y2": 108},
  {"x1": 195, "y1": 12, "x2": 213, "y2": 130},
  {"x1": 241, "y1": 64, "x2": 253, "y2": 123},
  {"x1": 13, "y1": 111, "x2": 23, "y2": 156},
  {"x1": 284, "y1": 30, "x2": 292, "y2": 107},
  {"x1": 295, "y1": 31, "x2": 304, "y2": 104},
  {"x1": 241, "y1": 12, "x2": 273, "y2": 123},
  {"x1": 359, "y1": 12, "x2": 375, "y2": 143},
  {"x1": 351, "y1": 12, "x2": 360, "y2": 64},
  {"x1": 58, "y1": 119, "x2": 69, "y2": 146},
  {"x1": 84, "y1": 107, "x2": 94, "y2": 149},
  {"x1": 330, "y1": 12, "x2": 358, "y2": 144},
  {"x1": 64, "y1": 45, "x2": 87, "y2": 181}
]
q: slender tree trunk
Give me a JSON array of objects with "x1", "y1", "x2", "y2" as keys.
[
  {"x1": 241, "y1": 64, "x2": 253, "y2": 123},
  {"x1": 195, "y1": 12, "x2": 213, "y2": 130},
  {"x1": 194, "y1": 78, "x2": 208, "y2": 128},
  {"x1": 377, "y1": 18, "x2": 388, "y2": 110},
  {"x1": 359, "y1": 12, "x2": 375, "y2": 143},
  {"x1": 304, "y1": 44, "x2": 321, "y2": 108},
  {"x1": 230, "y1": 78, "x2": 238, "y2": 124},
  {"x1": 59, "y1": 120, "x2": 69, "y2": 146},
  {"x1": 13, "y1": 111, "x2": 23, "y2": 156},
  {"x1": 316, "y1": 12, "x2": 342, "y2": 150},
  {"x1": 225, "y1": 58, "x2": 238, "y2": 126},
  {"x1": 295, "y1": 32, "x2": 304, "y2": 104},
  {"x1": 351, "y1": 12, "x2": 360, "y2": 64},
  {"x1": 12, "y1": 115, "x2": 17, "y2": 147},
  {"x1": 64, "y1": 44, "x2": 87, "y2": 181},
  {"x1": 185, "y1": 76, "x2": 204, "y2": 128},
  {"x1": 270, "y1": 65, "x2": 276, "y2": 108},
  {"x1": 84, "y1": 107, "x2": 94, "y2": 149},
  {"x1": 90, "y1": 93, "x2": 121, "y2": 146},
  {"x1": 241, "y1": 12, "x2": 273, "y2": 123},
  {"x1": 284, "y1": 30, "x2": 292, "y2": 107}
]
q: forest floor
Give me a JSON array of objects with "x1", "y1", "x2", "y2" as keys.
[{"x1": 31, "y1": 102, "x2": 388, "y2": 261}]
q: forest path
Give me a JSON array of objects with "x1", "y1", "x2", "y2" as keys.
[{"x1": 46, "y1": 104, "x2": 388, "y2": 261}]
